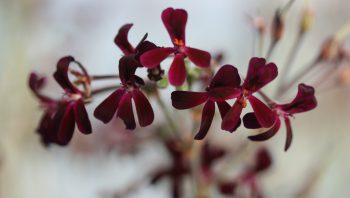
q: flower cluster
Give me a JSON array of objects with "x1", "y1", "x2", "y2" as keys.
[{"x1": 29, "y1": 7, "x2": 317, "y2": 152}]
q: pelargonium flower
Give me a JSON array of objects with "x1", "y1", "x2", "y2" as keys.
[
  {"x1": 140, "y1": 7, "x2": 211, "y2": 86},
  {"x1": 172, "y1": 65, "x2": 241, "y2": 139},
  {"x1": 29, "y1": 56, "x2": 92, "y2": 146},
  {"x1": 221, "y1": 57, "x2": 278, "y2": 132},
  {"x1": 218, "y1": 148, "x2": 272, "y2": 197},
  {"x1": 94, "y1": 55, "x2": 154, "y2": 129},
  {"x1": 245, "y1": 83, "x2": 317, "y2": 151},
  {"x1": 115, "y1": 23, "x2": 164, "y2": 81},
  {"x1": 150, "y1": 140, "x2": 226, "y2": 198}
]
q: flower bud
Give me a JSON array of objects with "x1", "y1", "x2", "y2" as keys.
[
  {"x1": 300, "y1": 4, "x2": 314, "y2": 34},
  {"x1": 272, "y1": 10, "x2": 284, "y2": 41}
]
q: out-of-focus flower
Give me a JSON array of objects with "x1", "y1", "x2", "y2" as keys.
[
  {"x1": 171, "y1": 65, "x2": 241, "y2": 139},
  {"x1": 115, "y1": 23, "x2": 164, "y2": 82},
  {"x1": 140, "y1": 7, "x2": 211, "y2": 86},
  {"x1": 221, "y1": 57, "x2": 278, "y2": 132},
  {"x1": 218, "y1": 147, "x2": 272, "y2": 197},
  {"x1": 151, "y1": 140, "x2": 226, "y2": 198},
  {"x1": 246, "y1": 84, "x2": 317, "y2": 151},
  {"x1": 94, "y1": 56, "x2": 154, "y2": 129},
  {"x1": 29, "y1": 56, "x2": 92, "y2": 146}
]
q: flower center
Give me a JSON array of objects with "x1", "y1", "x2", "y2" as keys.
[{"x1": 174, "y1": 38, "x2": 185, "y2": 46}]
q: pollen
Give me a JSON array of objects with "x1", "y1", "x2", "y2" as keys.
[
  {"x1": 174, "y1": 38, "x2": 184, "y2": 46},
  {"x1": 239, "y1": 97, "x2": 247, "y2": 108}
]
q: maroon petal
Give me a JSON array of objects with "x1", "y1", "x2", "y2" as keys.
[
  {"x1": 243, "y1": 112, "x2": 261, "y2": 129},
  {"x1": 29, "y1": 72, "x2": 52, "y2": 103},
  {"x1": 53, "y1": 56, "x2": 81, "y2": 94},
  {"x1": 248, "y1": 95, "x2": 276, "y2": 128},
  {"x1": 219, "y1": 181, "x2": 237, "y2": 195},
  {"x1": 209, "y1": 65, "x2": 241, "y2": 89},
  {"x1": 254, "y1": 148, "x2": 272, "y2": 172},
  {"x1": 114, "y1": 24, "x2": 135, "y2": 55},
  {"x1": 168, "y1": 53, "x2": 187, "y2": 86},
  {"x1": 248, "y1": 117, "x2": 281, "y2": 141},
  {"x1": 119, "y1": 55, "x2": 141, "y2": 84},
  {"x1": 221, "y1": 100, "x2": 243, "y2": 132},
  {"x1": 37, "y1": 112, "x2": 55, "y2": 146},
  {"x1": 57, "y1": 103, "x2": 76, "y2": 145},
  {"x1": 132, "y1": 89, "x2": 154, "y2": 127},
  {"x1": 94, "y1": 89, "x2": 126, "y2": 124},
  {"x1": 74, "y1": 99, "x2": 92, "y2": 134},
  {"x1": 140, "y1": 47, "x2": 174, "y2": 68},
  {"x1": 284, "y1": 117, "x2": 293, "y2": 151},
  {"x1": 161, "y1": 7, "x2": 187, "y2": 44},
  {"x1": 279, "y1": 83, "x2": 317, "y2": 114},
  {"x1": 208, "y1": 87, "x2": 241, "y2": 101},
  {"x1": 194, "y1": 101, "x2": 215, "y2": 140},
  {"x1": 183, "y1": 47, "x2": 211, "y2": 68},
  {"x1": 216, "y1": 101, "x2": 231, "y2": 119},
  {"x1": 171, "y1": 91, "x2": 208, "y2": 109},
  {"x1": 117, "y1": 92, "x2": 136, "y2": 129},
  {"x1": 242, "y1": 57, "x2": 278, "y2": 92}
]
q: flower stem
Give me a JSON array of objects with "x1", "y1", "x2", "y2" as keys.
[
  {"x1": 265, "y1": 40, "x2": 277, "y2": 60},
  {"x1": 91, "y1": 85, "x2": 120, "y2": 95},
  {"x1": 154, "y1": 91, "x2": 181, "y2": 139},
  {"x1": 90, "y1": 74, "x2": 119, "y2": 80}
]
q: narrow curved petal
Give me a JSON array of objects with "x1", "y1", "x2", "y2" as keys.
[
  {"x1": 161, "y1": 7, "x2": 187, "y2": 44},
  {"x1": 140, "y1": 47, "x2": 174, "y2": 68},
  {"x1": 132, "y1": 89, "x2": 154, "y2": 127},
  {"x1": 208, "y1": 87, "x2": 241, "y2": 101},
  {"x1": 194, "y1": 101, "x2": 215, "y2": 140},
  {"x1": 184, "y1": 47, "x2": 211, "y2": 68},
  {"x1": 248, "y1": 117, "x2": 281, "y2": 141},
  {"x1": 248, "y1": 95, "x2": 276, "y2": 128},
  {"x1": 119, "y1": 55, "x2": 141, "y2": 84},
  {"x1": 29, "y1": 72, "x2": 52, "y2": 103},
  {"x1": 94, "y1": 89, "x2": 126, "y2": 124},
  {"x1": 242, "y1": 57, "x2": 278, "y2": 92},
  {"x1": 221, "y1": 100, "x2": 243, "y2": 132},
  {"x1": 209, "y1": 65, "x2": 241, "y2": 89},
  {"x1": 117, "y1": 92, "x2": 136, "y2": 130},
  {"x1": 171, "y1": 91, "x2": 208, "y2": 109},
  {"x1": 37, "y1": 112, "x2": 55, "y2": 146},
  {"x1": 216, "y1": 101, "x2": 231, "y2": 119},
  {"x1": 243, "y1": 112, "x2": 261, "y2": 129},
  {"x1": 168, "y1": 53, "x2": 187, "y2": 86},
  {"x1": 279, "y1": 83, "x2": 317, "y2": 114},
  {"x1": 284, "y1": 117, "x2": 293, "y2": 151},
  {"x1": 53, "y1": 56, "x2": 81, "y2": 94},
  {"x1": 74, "y1": 99, "x2": 92, "y2": 134},
  {"x1": 114, "y1": 23, "x2": 135, "y2": 55},
  {"x1": 57, "y1": 103, "x2": 76, "y2": 145}
]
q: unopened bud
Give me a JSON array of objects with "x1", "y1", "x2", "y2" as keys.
[
  {"x1": 318, "y1": 37, "x2": 342, "y2": 61},
  {"x1": 300, "y1": 4, "x2": 314, "y2": 34},
  {"x1": 338, "y1": 67, "x2": 350, "y2": 85},
  {"x1": 272, "y1": 10, "x2": 284, "y2": 41},
  {"x1": 254, "y1": 16, "x2": 267, "y2": 35}
]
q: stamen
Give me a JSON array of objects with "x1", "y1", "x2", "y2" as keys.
[{"x1": 174, "y1": 38, "x2": 184, "y2": 46}]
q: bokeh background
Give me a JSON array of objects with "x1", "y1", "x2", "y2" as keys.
[{"x1": 0, "y1": 0, "x2": 350, "y2": 197}]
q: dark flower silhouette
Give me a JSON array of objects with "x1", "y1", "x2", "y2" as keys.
[
  {"x1": 171, "y1": 65, "x2": 241, "y2": 139},
  {"x1": 94, "y1": 56, "x2": 154, "y2": 129},
  {"x1": 221, "y1": 57, "x2": 278, "y2": 132},
  {"x1": 140, "y1": 7, "x2": 211, "y2": 86},
  {"x1": 245, "y1": 83, "x2": 317, "y2": 151},
  {"x1": 29, "y1": 56, "x2": 92, "y2": 146},
  {"x1": 218, "y1": 147, "x2": 272, "y2": 197}
]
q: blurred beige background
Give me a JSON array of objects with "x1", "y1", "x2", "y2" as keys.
[{"x1": 0, "y1": 0, "x2": 350, "y2": 197}]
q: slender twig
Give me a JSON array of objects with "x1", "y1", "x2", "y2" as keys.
[
  {"x1": 91, "y1": 85, "x2": 120, "y2": 95},
  {"x1": 154, "y1": 91, "x2": 181, "y2": 139},
  {"x1": 90, "y1": 75, "x2": 119, "y2": 80},
  {"x1": 276, "y1": 32, "x2": 305, "y2": 94},
  {"x1": 265, "y1": 40, "x2": 277, "y2": 60},
  {"x1": 277, "y1": 58, "x2": 319, "y2": 99}
]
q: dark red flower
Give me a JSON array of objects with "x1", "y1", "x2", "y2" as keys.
[
  {"x1": 245, "y1": 84, "x2": 317, "y2": 151},
  {"x1": 151, "y1": 140, "x2": 225, "y2": 198},
  {"x1": 29, "y1": 56, "x2": 92, "y2": 146},
  {"x1": 218, "y1": 147, "x2": 272, "y2": 197},
  {"x1": 94, "y1": 56, "x2": 154, "y2": 129},
  {"x1": 140, "y1": 7, "x2": 211, "y2": 86},
  {"x1": 171, "y1": 65, "x2": 241, "y2": 139},
  {"x1": 221, "y1": 57, "x2": 278, "y2": 132},
  {"x1": 115, "y1": 24, "x2": 164, "y2": 82}
]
